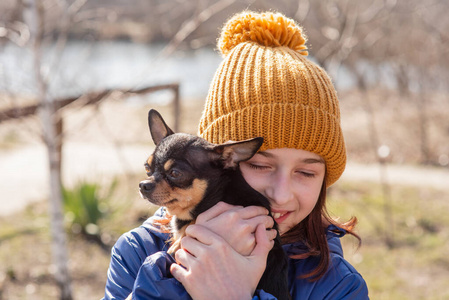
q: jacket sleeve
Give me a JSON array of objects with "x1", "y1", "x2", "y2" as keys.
[
  {"x1": 103, "y1": 222, "x2": 175, "y2": 300},
  {"x1": 286, "y1": 263, "x2": 369, "y2": 300},
  {"x1": 322, "y1": 272, "x2": 369, "y2": 300},
  {"x1": 284, "y1": 235, "x2": 369, "y2": 300},
  {"x1": 133, "y1": 252, "x2": 285, "y2": 300},
  {"x1": 132, "y1": 251, "x2": 191, "y2": 300}
]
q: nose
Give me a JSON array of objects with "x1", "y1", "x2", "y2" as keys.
[
  {"x1": 139, "y1": 179, "x2": 155, "y2": 191},
  {"x1": 266, "y1": 172, "x2": 294, "y2": 206}
]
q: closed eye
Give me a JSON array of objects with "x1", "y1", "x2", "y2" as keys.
[
  {"x1": 299, "y1": 171, "x2": 315, "y2": 178},
  {"x1": 248, "y1": 163, "x2": 270, "y2": 170}
]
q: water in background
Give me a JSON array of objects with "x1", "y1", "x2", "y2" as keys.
[
  {"x1": 0, "y1": 40, "x2": 362, "y2": 105},
  {"x1": 0, "y1": 40, "x2": 223, "y2": 103},
  {"x1": 0, "y1": 40, "x2": 227, "y2": 215}
]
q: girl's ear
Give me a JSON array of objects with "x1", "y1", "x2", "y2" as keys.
[
  {"x1": 212, "y1": 137, "x2": 264, "y2": 169},
  {"x1": 147, "y1": 109, "x2": 175, "y2": 145}
]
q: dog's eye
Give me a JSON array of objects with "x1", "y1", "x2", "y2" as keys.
[
  {"x1": 144, "y1": 163, "x2": 152, "y2": 176},
  {"x1": 169, "y1": 169, "x2": 181, "y2": 179}
]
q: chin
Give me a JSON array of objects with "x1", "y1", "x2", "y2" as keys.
[{"x1": 278, "y1": 225, "x2": 289, "y2": 236}]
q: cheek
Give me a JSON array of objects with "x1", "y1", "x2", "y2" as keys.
[
  {"x1": 291, "y1": 181, "x2": 322, "y2": 219},
  {"x1": 302, "y1": 182, "x2": 322, "y2": 209},
  {"x1": 240, "y1": 166, "x2": 265, "y2": 194}
]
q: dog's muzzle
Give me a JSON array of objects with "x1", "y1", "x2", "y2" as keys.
[{"x1": 139, "y1": 179, "x2": 155, "y2": 192}]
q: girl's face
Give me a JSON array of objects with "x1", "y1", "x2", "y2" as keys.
[{"x1": 239, "y1": 148, "x2": 325, "y2": 235}]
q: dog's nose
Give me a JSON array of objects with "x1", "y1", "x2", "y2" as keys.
[{"x1": 139, "y1": 180, "x2": 154, "y2": 191}]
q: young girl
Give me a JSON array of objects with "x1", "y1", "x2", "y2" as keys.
[{"x1": 103, "y1": 11, "x2": 369, "y2": 300}]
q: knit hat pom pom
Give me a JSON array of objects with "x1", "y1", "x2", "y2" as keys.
[{"x1": 218, "y1": 11, "x2": 308, "y2": 56}]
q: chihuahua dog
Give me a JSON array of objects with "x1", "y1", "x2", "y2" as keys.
[{"x1": 139, "y1": 109, "x2": 289, "y2": 300}]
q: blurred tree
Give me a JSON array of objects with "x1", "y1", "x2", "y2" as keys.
[
  {"x1": 21, "y1": 0, "x2": 73, "y2": 299},
  {"x1": 296, "y1": 0, "x2": 449, "y2": 165}
]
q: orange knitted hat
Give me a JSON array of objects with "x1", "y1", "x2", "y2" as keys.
[{"x1": 198, "y1": 11, "x2": 346, "y2": 186}]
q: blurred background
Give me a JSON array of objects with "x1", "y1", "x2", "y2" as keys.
[{"x1": 1, "y1": 0, "x2": 448, "y2": 299}]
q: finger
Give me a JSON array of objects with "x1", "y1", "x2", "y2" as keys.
[
  {"x1": 174, "y1": 247, "x2": 193, "y2": 267},
  {"x1": 185, "y1": 224, "x2": 220, "y2": 246},
  {"x1": 196, "y1": 202, "x2": 241, "y2": 223},
  {"x1": 251, "y1": 224, "x2": 274, "y2": 257},
  {"x1": 170, "y1": 263, "x2": 188, "y2": 283},
  {"x1": 248, "y1": 215, "x2": 275, "y2": 230},
  {"x1": 265, "y1": 215, "x2": 275, "y2": 229},
  {"x1": 178, "y1": 235, "x2": 205, "y2": 259},
  {"x1": 237, "y1": 215, "x2": 274, "y2": 238},
  {"x1": 266, "y1": 229, "x2": 278, "y2": 241},
  {"x1": 237, "y1": 206, "x2": 270, "y2": 220}
]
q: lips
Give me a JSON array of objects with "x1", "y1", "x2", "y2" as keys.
[
  {"x1": 272, "y1": 212, "x2": 285, "y2": 219},
  {"x1": 271, "y1": 210, "x2": 290, "y2": 223}
]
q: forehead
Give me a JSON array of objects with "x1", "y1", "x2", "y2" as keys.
[{"x1": 154, "y1": 134, "x2": 212, "y2": 167}]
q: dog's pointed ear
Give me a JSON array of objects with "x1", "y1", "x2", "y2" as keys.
[
  {"x1": 148, "y1": 109, "x2": 175, "y2": 145},
  {"x1": 212, "y1": 137, "x2": 264, "y2": 169}
]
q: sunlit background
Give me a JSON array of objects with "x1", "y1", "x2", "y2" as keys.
[{"x1": 1, "y1": 0, "x2": 448, "y2": 299}]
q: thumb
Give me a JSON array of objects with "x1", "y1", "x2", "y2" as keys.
[{"x1": 250, "y1": 223, "x2": 274, "y2": 258}]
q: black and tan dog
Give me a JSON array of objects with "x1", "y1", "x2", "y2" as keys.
[{"x1": 139, "y1": 109, "x2": 289, "y2": 300}]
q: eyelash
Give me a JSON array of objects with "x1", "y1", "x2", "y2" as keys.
[
  {"x1": 248, "y1": 164, "x2": 315, "y2": 178},
  {"x1": 300, "y1": 172, "x2": 315, "y2": 178},
  {"x1": 248, "y1": 164, "x2": 269, "y2": 170}
]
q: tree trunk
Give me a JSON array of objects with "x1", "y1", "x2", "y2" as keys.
[{"x1": 22, "y1": 0, "x2": 73, "y2": 299}]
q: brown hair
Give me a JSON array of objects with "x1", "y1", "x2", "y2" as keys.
[{"x1": 281, "y1": 176, "x2": 360, "y2": 281}]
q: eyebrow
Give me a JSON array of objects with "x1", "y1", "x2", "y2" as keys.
[
  {"x1": 256, "y1": 151, "x2": 325, "y2": 164},
  {"x1": 303, "y1": 158, "x2": 325, "y2": 164}
]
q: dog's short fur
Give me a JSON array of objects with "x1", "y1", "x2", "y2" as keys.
[{"x1": 139, "y1": 109, "x2": 289, "y2": 300}]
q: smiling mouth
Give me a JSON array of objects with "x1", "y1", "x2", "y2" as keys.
[{"x1": 272, "y1": 212, "x2": 287, "y2": 219}]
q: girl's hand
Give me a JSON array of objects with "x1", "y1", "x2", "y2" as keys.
[
  {"x1": 194, "y1": 202, "x2": 277, "y2": 256},
  {"x1": 170, "y1": 223, "x2": 273, "y2": 300}
]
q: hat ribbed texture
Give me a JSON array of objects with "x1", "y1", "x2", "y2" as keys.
[{"x1": 198, "y1": 11, "x2": 346, "y2": 186}]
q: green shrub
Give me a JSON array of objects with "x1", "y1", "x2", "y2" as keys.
[{"x1": 62, "y1": 180, "x2": 117, "y2": 237}]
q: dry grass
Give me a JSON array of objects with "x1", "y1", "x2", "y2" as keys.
[{"x1": 328, "y1": 181, "x2": 449, "y2": 300}]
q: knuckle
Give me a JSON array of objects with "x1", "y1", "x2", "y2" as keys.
[
  {"x1": 185, "y1": 224, "x2": 198, "y2": 236},
  {"x1": 241, "y1": 223, "x2": 253, "y2": 234},
  {"x1": 217, "y1": 201, "x2": 231, "y2": 210},
  {"x1": 196, "y1": 214, "x2": 206, "y2": 223},
  {"x1": 174, "y1": 249, "x2": 182, "y2": 260},
  {"x1": 226, "y1": 210, "x2": 240, "y2": 222},
  {"x1": 266, "y1": 216, "x2": 275, "y2": 227},
  {"x1": 251, "y1": 205, "x2": 268, "y2": 214},
  {"x1": 247, "y1": 235, "x2": 256, "y2": 246}
]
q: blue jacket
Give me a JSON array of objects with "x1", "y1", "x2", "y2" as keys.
[{"x1": 103, "y1": 208, "x2": 369, "y2": 299}]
